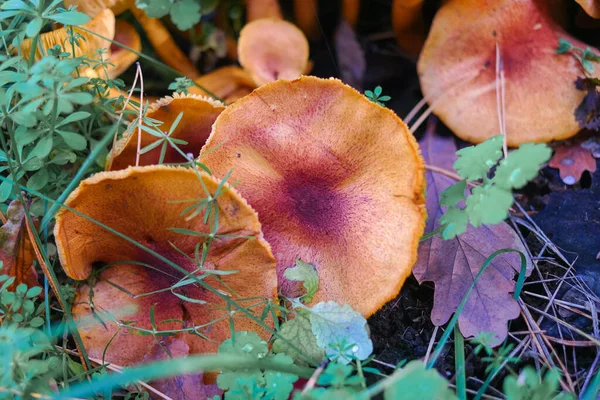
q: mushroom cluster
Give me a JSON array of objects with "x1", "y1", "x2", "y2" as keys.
[{"x1": 56, "y1": 77, "x2": 426, "y2": 386}]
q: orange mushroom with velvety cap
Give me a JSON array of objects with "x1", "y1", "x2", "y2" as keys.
[
  {"x1": 417, "y1": 0, "x2": 600, "y2": 146},
  {"x1": 576, "y1": 0, "x2": 600, "y2": 18},
  {"x1": 19, "y1": 9, "x2": 115, "y2": 61},
  {"x1": 106, "y1": 93, "x2": 225, "y2": 171},
  {"x1": 238, "y1": 18, "x2": 309, "y2": 86},
  {"x1": 199, "y1": 76, "x2": 426, "y2": 316},
  {"x1": 54, "y1": 165, "x2": 277, "y2": 367},
  {"x1": 106, "y1": 19, "x2": 141, "y2": 79}
]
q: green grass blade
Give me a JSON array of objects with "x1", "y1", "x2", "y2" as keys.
[
  {"x1": 55, "y1": 354, "x2": 314, "y2": 399},
  {"x1": 454, "y1": 325, "x2": 466, "y2": 400}
]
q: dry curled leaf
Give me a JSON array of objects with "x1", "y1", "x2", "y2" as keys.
[
  {"x1": 142, "y1": 337, "x2": 222, "y2": 400},
  {"x1": 0, "y1": 201, "x2": 38, "y2": 289},
  {"x1": 549, "y1": 141, "x2": 597, "y2": 185},
  {"x1": 414, "y1": 122, "x2": 532, "y2": 346}
]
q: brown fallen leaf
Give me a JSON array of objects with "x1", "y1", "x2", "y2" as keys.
[
  {"x1": 0, "y1": 200, "x2": 38, "y2": 290},
  {"x1": 415, "y1": 120, "x2": 533, "y2": 346},
  {"x1": 549, "y1": 141, "x2": 597, "y2": 185},
  {"x1": 142, "y1": 337, "x2": 222, "y2": 400}
]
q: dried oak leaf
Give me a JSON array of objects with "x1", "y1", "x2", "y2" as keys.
[
  {"x1": 142, "y1": 337, "x2": 222, "y2": 400},
  {"x1": 0, "y1": 201, "x2": 38, "y2": 290},
  {"x1": 548, "y1": 141, "x2": 597, "y2": 185},
  {"x1": 415, "y1": 125, "x2": 533, "y2": 346}
]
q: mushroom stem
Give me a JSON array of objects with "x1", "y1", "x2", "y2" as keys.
[
  {"x1": 392, "y1": 0, "x2": 427, "y2": 58},
  {"x1": 130, "y1": 7, "x2": 201, "y2": 79},
  {"x1": 294, "y1": 0, "x2": 319, "y2": 40},
  {"x1": 245, "y1": 0, "x2": 283, "y2": 21},
  {"x1": 342, "y1": 0, "x2": 360, "y2": 26},
  {"x1": 188, "y1": 66, "x2": 257, "y2": 101}
]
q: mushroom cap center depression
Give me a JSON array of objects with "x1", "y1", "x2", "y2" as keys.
[{"x1": 282, "y1": 172, "x2": 348, "y2": 237}]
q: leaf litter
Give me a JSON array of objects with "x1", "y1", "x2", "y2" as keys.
[{"x1": 415, "y1": 121, "x2": 533, "y2": 345}]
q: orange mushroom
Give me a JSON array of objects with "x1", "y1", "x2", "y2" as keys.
[
  {"x1": 19, "y1": 9, "x2": 115, "y2": 61},
  {"x1": 54, "y1": 165, "x2": 277, "y2": 367},
  {"x1": 65, "y1": 0, "x2": 201, "y2": 79},
  {"x1": 417, "y1": 0, "x2": 600, "y2": 146},
  {"x1": 188, "y1": 66, "x2": 258, "y2": 103},
  {"x1": 392, "y1": 0, "x2": 427, "y2": 58},
  {"x1": 106, "y1": 19, "x2": 141, "y2": 79},
  {"x1": 238, "y1": 18, "x2": 310, "y2": 86},
  {"x1": 199, "y1": 76, "x2": 426, "y2": 316},
  {"x1": 576, "y1": 0, "x2": 600, "y2": 18},
  {"x1": 106, "y1": 93, "x2": 225, "y2": 171}
]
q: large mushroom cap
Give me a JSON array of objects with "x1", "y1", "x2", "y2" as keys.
[
  {"x1": 199, "y1": 76, "x2": 426, "y2": 316},
  {"x1": 20, "y1": 9, "x2": 115, "y2": 61},
  {"x1": 238, "y1": 18, "x2": 309, "y2": 86},
  {"x1": 54, "y1": 165, "x2": 277, "y2": 366},
  {"x1": 417, "y1": 0, "x2": 599, "y2": 146},
  {"x1": 106, "y1": 93, "x2": 225, "y2": 171}
]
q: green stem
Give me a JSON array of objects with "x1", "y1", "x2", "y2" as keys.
[{"x1": 454, "y1": 326, "x2": 466, "y2": 400}]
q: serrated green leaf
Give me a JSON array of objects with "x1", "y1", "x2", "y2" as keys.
[
  {"x1": 465, "y1": 185, "x2": 513, "y2": 227},
  {"x1": 439, "y1": 179, "x2": 467, "y2": 208},
  {"x1": 440, "y1": 206, "x2": 468, "y2": 240},
  {"x1": 453, "y1": 135, "x2": 504, "y2": 180},
  {"x1": 29, "y1": 316, "x2": 45, "y2": 328},
  {"x1": 0, "y1": 180, "x2": 12, "y2": 202},
  {"x1": 493, "y1": 143, "x2": 551, "y2": 190},
  {"x1": 217, "y1": 332, "x2": 268, "y2": 390},
  {"x1": 284, "y1": 259, "x2": 319, "y2": 303},
  {"x1": 503, "y1": 367, "x2": 574, "y2": 400},
  {"x1": 170, "y1": 0, "x2": 201, "y2": 31},
  {"x1": 136, "y1": 0, "x2": 172, "y2": 18},
  {"x1": 384, "y1": 360, "x2": 457, "y2": 400},
  {"x1": 272, "y1": 314, "x2": 324, "y2": 366},
  {"x1": 308, "y1": 301, "x2": 372, "y2": 363}
]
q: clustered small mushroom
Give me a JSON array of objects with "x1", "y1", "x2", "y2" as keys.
[
  {"x1": 576, "y1": 0, "x2": 600, "y2": 18},
  {"x1": 56, "y1": 77, "x2": 426, "y2": 385}
]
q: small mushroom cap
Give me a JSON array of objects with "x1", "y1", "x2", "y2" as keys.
[
  {"x1": 576, "y1": 0, "x2": 600, "y2": 18},
  {"x1": 106, "y1": 93, "x2": 225, "y2": 171},
  {"x1": 238, "y1": 18, "x2": 309, "y2": 86},
  {"x1": 55, "y1": 165, "x2": 277, "y2": 365},
  {"x1": 200, "y1": 76, "x2": 426, "y2": 316},
  {"x1": 417, "y1": 0, "x2": 599, "y2": 146},
  {"x1": 189, "y1": 66, "x2": 258, "y2": 102},
  {"x1": 107, "y1": 19, "x2": 141, "y2": 79},
  {"x1": 20, "y1": 9, "x2": 115, "y2": 61}
]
